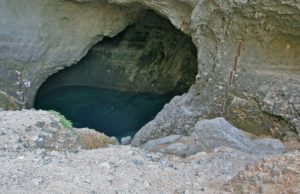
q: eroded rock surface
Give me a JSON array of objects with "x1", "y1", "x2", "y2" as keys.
[
  {"x1": 0, "y1": 0, "x2": 140, "y2": 106},
  {"x1": 131, "y1": 0, "x2": 300, "y2": 143},
  {"x1": 36, "y1": 11, "x2": 197, "y2": 96},
  {"x1": 141, "y1": 118, "x2": 286, "y2": 157},
  {"x1": 228, "y1": 151, "x2": 300, "y2": 194},
  {"x1": 0, "y1": 0, "x2": 299, "y2": 143}
]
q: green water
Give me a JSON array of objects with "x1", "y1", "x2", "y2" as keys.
[{"x1": 34, "y1": 86, "x2": 173, "y2": 139}]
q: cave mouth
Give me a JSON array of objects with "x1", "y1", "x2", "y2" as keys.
[
  {"x1": 34, "y1": 11, "x2": 198, "y2": 139},
  {"x1": 35, "y1": 86, "x2": 173, "y2": 138}
]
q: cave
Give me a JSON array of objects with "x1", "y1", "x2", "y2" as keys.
[{"x1": 34, "y1": 11, "x2": 198, "y2": 139}]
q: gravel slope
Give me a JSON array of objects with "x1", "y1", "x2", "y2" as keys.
[{"x1": 0, "y1": 110, "x2": 299, "y2": 194}]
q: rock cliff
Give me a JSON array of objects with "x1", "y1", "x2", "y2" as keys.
[
  {"x1": 35, "y1": 11, "x2": 197, "y2": 97},
  {"x1": 0, "y1": 0, "x2": 299, "y2": 142}
]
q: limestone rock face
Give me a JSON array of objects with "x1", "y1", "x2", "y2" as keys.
[
  {"x1": 0, "y1": 0, "x2": 140, "y2": 106},
  {"x1": 74, "y1": 0, "x2": 196, "y2": 34},
  {"x1": 0, "y1": 0, "x2": 299, "y2": 141},
  {"x1": 132, "y1": 0, "x2": 300, "y2": 144},
  {"x1": 36, "y1": 11, "x2": 197, "y2": 96}
]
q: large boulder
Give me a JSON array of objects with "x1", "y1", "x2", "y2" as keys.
[
  {"x1": 142, "y1": 118, "x2": 286, "y2": 157},
  {"x1": 143, "y1": 135, "x2": 201, "y2": 157},
  {"x1": 189, "y1": 118, "x2": 286, "y2": 155}
]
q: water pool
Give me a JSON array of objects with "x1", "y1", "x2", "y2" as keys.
[{"x1": 35, "y1": 86, "x2": 173, "y2": 139}]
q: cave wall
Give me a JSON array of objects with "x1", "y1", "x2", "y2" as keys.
[
  {"x1": 36, "y1": 11, "x2": 197, "y2": 97},
  {"x1": 130, "y1": 0, "x2": 300, "y2": 145},
  {"x1": 0, "y1": 0, "x2": 141, "y2": 107},
  {"x1": 0, "y1": 0, "x2": 299, "y2": 143}
]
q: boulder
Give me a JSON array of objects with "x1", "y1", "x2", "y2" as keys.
[
  {"x1": 143, "y1": 135, "x2": 201, "y2": 157},
  {"x1": 110, "y1": 136, "x2": 120, "y2": 145},
  {"x1": 253, "y1": 138, "x2": 286, "y2": 155},
  {"x1": 189, "y1": 118, "x2": 286, "y2": 155},
  {"x1": 121, "y1": 136, "x2": 132, "y2": 145},
  {"x1": 143, "y1": 118, "x2": 286, "y2": 157},
  {"x1": 143, "y1": 135, "x2": 182, "y2": 151}
]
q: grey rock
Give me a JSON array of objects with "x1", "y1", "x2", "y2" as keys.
[
  {"x1": 32, "y1": 178, "x2": 43, "y2": 186},
  {"x1": 13, "y1": 143, "x2": 23, "y2": 151},
  {"x1": 35, "y1": 137, "x2": 45, "y2": 148},
  {"x1": 189, "y1": 118, "x2": 285, "y2": 155},
  {"x1": 143, "y1": 135, "x2": 182, "y2": 151},
  {"x1": 16, "y1": 137, "x2": 22, "y2": 143},
  {"x1": 163, "y1": 143, "x2": 190, "y2": 157},
  {"x1": 185, "y1": 145, "x2": 202, "y2": 156},
  {"x1": 35, "y1": 121, "x2": 45, "y2": 128},
  {"x1": 110, "y1": 136, "x2": 119, "y2": 145},
  {"x1": 143, "y1": 135, "x2": 201, "y2": 157},
  {"x1": 121, "y1": 136, "x2": 132, "y2": 145},
  {"x1": 36, "y1": 149, "x2": 47, "y2": 158},
  {"x1": 49, "y1": 121, "x2": 61, "y2": 129},
  {"x1": 253, "y1": 138, "x2": 286, "y2": 155}
]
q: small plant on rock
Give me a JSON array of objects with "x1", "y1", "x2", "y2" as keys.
[{"x1": 48, "y1": 110, "x2": 73, "y2": 128}]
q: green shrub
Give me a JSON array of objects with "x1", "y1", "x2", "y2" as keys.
[{"x1": 48, "y1": 110, "x2": 73, "y2": 128}]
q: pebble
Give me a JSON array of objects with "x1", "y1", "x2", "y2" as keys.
[
  {"x1": 13, "y1": 143, "x2": 23, "y2": 151},
  {"x1": 100, "y1": 162, "x2": 111, "y2": 169},
  {"x1": 32, "y1": 178, "x2": 43, "y2": 186},
  {"x1": 121, "y1": 136, "x2": 132, "y2": 145},
  {"x1": 35, "y1": 138, "x2": 45, "y2": 148}
]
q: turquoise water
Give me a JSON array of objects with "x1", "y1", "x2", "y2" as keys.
[{"x1": 34, "y1": 86, "x2": 172, "y2": 139}]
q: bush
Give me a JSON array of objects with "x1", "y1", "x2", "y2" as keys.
[
  {"x1": 48, "y1": 110, "x2": 73, "y2": 128},
  {"x1": 75, "y1": 128, "x2": 115, "y2": 149}
]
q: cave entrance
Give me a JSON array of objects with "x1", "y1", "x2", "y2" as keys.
[{"x1": 34, "y1": 11, "x2": 198, "y2": 140}]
